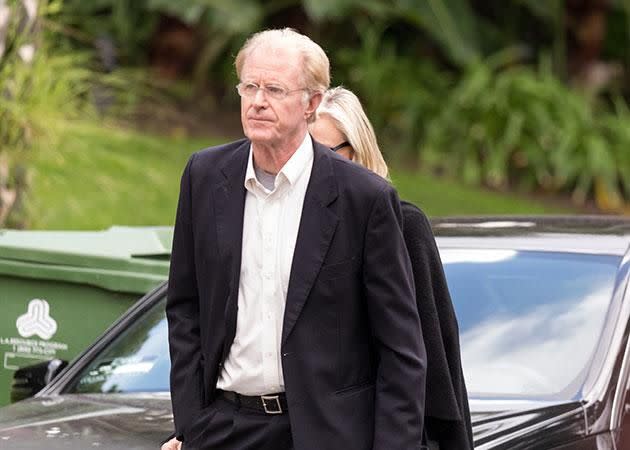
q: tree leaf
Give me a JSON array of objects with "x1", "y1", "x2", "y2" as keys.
[
  {"x1": 302, "y1": 0, "x2": 356, "y2": 21},
  {"x1": 394, "y1": 0, "x2": 481, "y2": 67}
]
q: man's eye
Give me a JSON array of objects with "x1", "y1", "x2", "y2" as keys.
[
  {"x1": 243, "y1": 83, "x2": 259, "y2": 94},
  {"x1": 266, "y1": 86, "x2": 285, "y2": 96}
]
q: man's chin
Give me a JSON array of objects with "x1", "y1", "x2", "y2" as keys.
[
  {"x1": 246, "y1": 131, "x2": 276, "y2": 146},
  {"x1": 246, "y1": 120, "x2": 274, "y2": 132}
]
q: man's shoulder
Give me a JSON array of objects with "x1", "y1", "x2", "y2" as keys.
[{"x1": 190, "y1": 138, "x2": 249, "y2": 167}]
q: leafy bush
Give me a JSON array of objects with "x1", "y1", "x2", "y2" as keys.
[
  {"x1": 0, "y1": 0, "x2": 93, "y2": 227},
  {"x1": 54, "y1": 0, "x2": 157, "y2": 63},
  {"x1": 57, "y1": 0, "x2": 261, "y2": 92},
  {"x1": 0, "y1": 47, "x2": 92, "y2": 153},
  {"x1": 334, "y1": 22, "x2": 451, "y2": 165},
  {"x1": 420, "y1": 58, "x2": 630, "y2": 209}
]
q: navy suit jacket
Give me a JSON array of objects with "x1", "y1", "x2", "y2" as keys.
[{"x1": 166, "y1": 138, "x2": 427, "y2": 450}]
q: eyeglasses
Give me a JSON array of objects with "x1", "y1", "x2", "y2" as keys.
[
  {"x1": 330, "y1": 141, "x2": 351, "y2": 152},
  {"x1": 236, "y1": 82, "x2": 307, "y2": 101}
]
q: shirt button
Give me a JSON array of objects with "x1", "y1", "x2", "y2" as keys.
[
  {"x1": 265, "y1": 352, "x2": 272, "y2": 359},
  {"x1": 264, "y1": 272, "x2": 272, "y2": 279}
]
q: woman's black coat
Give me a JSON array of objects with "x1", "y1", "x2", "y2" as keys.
[{"x1": 401, "y1": 201, "x2": 474, "y2": 449}]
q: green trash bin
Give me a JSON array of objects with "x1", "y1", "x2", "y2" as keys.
[{"x1": 0, "y1": 226, "x2": 173, "y2": 406}]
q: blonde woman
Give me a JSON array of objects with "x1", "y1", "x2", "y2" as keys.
[
  {"x1": 309, "y1": 87, "x2": 474, "y2": 450},
  {"x1": 308, "y1": 87, "x2": 389, "y2": 178}
]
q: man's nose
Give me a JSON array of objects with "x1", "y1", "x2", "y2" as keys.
[{"x1": 252, "y1": 87, "x2": 268, "y2": 106}]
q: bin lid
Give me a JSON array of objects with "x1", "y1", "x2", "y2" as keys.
[{"x1": 0, "y1": 226, "x2": 173, "y2": 294}]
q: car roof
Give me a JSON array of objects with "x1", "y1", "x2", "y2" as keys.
[{"x1": 432, "y1": 215, "x2": 630, "y2": 256}]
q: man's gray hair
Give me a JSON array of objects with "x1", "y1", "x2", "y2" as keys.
[{"x1": 235, "y1": 28, "x2": 330, "y2": 94}]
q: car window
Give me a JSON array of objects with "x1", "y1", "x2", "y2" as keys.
[
  {"x1": 68, "y1": 297, "x2": 169, "y2": 394},
  {"x1": 65, "y1": 249, "x2": 621, "y2": 401},
  {"x1": 442, "y1": 249, "x2": 621, "y2": 399}
]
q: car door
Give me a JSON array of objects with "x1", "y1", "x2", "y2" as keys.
[{"x1": 616, "y1": 353, "x2": 630, "y2": 449}]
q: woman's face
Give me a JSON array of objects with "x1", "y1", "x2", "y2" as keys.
[{"x1": 309, "y1": 114, "x2": 354, "y2": 160}]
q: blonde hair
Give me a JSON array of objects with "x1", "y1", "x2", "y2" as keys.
[
  {"x1": 316, "y1": 87, "x2": 389, "y2": 180},
  {"x1": 235, "y1": 28, "x2": 330, "y2": 94}
]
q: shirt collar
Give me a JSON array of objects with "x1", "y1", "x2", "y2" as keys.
[
  {"x1": 278, "y1": 132, "x2": 313, "y2": 186},
  {"x1": 244, "y1": 133, "x2": 313, "y2": 190}
]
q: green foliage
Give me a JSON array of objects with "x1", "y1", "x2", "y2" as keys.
[
  {"x1": 16, "y1": 0, "x2": 630, "y2": 214},
  {"x1": 513, "y1": 0, "x2": 562, "y2": 23},
  {"x1": 0, "y1": 1, "x2": 93, "y2": 151},
  {"x1": 310, "y1": 0, "x2": 483, "y2": 67},
  {"x1": 28, "y1": 122, "x2": 570, "y2": 230},
  {"x1": 145, "y1": 0, "x2": 263, "y2": 32},
  {"x1": 393, "y1": 0, "x2": 481, "y2": 67},
  {"x1": 28, "y1": 122, "x2": 216, "y2": 229},
  {"x1": 599, "y1": 99, "x2": 630, "y2": 202},
  {"x1": 0, "y1": 48, "x2": 92, "y2": 153},
  {"x1": 392, "y1": 170, "x2": 568, "y2": 216},
  {"x1": 335, "y1": 22, "x2": 451, "y2": 164},
  {"x1": 302, "y1": 0, "x2": 356, "y2": 21},
  {"x1": 420, "y1": 58, "x2": 630, "y2": 206},
  {"x1": 145, "y1": 0, "x2": 206, "y2": 24},
  {"x1": 0, "y1": 0, "x2": 93, "y2": 227},
  {"x1": 58, "y1": 0, "x2": 267, "y2": 95},
  {"x1": 57, "y1": 0, "x2": 158, "y2": 63}
]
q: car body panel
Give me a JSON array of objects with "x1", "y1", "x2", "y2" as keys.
[
  {"x1": 471, "y1": 402, "x2": 585, "y2": 449},
  {"x1": 0, "y1": 394, "x2": 172, "y2": 449},
  {"x1": 0, "y1": 216, "x2": 628, "y2": 449}
]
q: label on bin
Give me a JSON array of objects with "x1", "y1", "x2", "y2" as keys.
[
  {"x1": 16, "y1": 299, "x2": 58, "y2": 340},
  {"x1": 1, "y1": 298, "x2": 67, "y2": 370}
]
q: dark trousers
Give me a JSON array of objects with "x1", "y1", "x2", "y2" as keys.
[{"x1": 183, "y1": 397, "x2": 293, "y2": 450}]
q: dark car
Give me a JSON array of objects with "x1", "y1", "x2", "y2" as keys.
[{"x1": 0, "y1": 216, "x2": 629, "y2": 449}]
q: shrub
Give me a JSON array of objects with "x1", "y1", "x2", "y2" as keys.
[
  {"x1": 0, "y1": 0, "x2": 93, "y2": 227},
  {"x1": 334, "y1": 22, "x2": 451, "y2": 165},
  {"x1": 420, "y1": 58, "x2": 630, "y2": 210}
]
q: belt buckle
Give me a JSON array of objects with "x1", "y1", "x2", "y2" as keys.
[{"x1": 261, "y1": 395, "x2": 282, "y2": 414}]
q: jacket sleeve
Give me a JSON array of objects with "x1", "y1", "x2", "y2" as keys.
[
  {"x1": 363, "y1": 186, "x2": 427, "y2": 450},
  {"x1": 166, "y1": 153, "x2": 204, "y2": 441}
]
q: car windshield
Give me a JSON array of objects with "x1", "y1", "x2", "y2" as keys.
[
  {"x1": 70, "y1": 299, "x2": 170, "y2": 394},
  {"x1": 442, "y1": 249, "x2": 621, "y2": 399},
  {"x1": 68, "y1": 249, "x2": 622, "y2": 400}
]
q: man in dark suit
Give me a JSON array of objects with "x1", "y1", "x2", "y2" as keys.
[{"x1": 164, "y1": 28, "x2": 426, "y2": 450}]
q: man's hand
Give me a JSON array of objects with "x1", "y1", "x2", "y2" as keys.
[{"x1": 161, "y1": 437, "x2": 182, "y2": 450}]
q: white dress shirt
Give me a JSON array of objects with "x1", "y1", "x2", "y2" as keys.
[{"x1": 216, "y1": 133, "x2": 314, "y2": 395}]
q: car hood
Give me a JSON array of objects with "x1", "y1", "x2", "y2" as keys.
[
  {"x1": 0, "y1": 395, "x2": 588, "y2": 449},
  {"x1": 0, "y1": 393, "x2": 173, "y2": 449},
  {"x1": 469, "y1": 399, "x2": 586, "y2": 448}
]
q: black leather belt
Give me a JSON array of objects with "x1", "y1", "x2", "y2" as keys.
[{"x1": 219, "y1": 390, "x2": 288, "y2": 414}]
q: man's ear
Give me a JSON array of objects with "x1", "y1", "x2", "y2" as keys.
[{"x1": 304, "y1": 91, "x2": 323, "y2": 120}]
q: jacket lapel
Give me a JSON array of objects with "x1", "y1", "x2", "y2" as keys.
[
  {"x1": 214, "y1": 141, "x2": 249, "y2": 362},
  {"x1": 282, "y1": 141, "x2": 339, "y2": 345}
]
